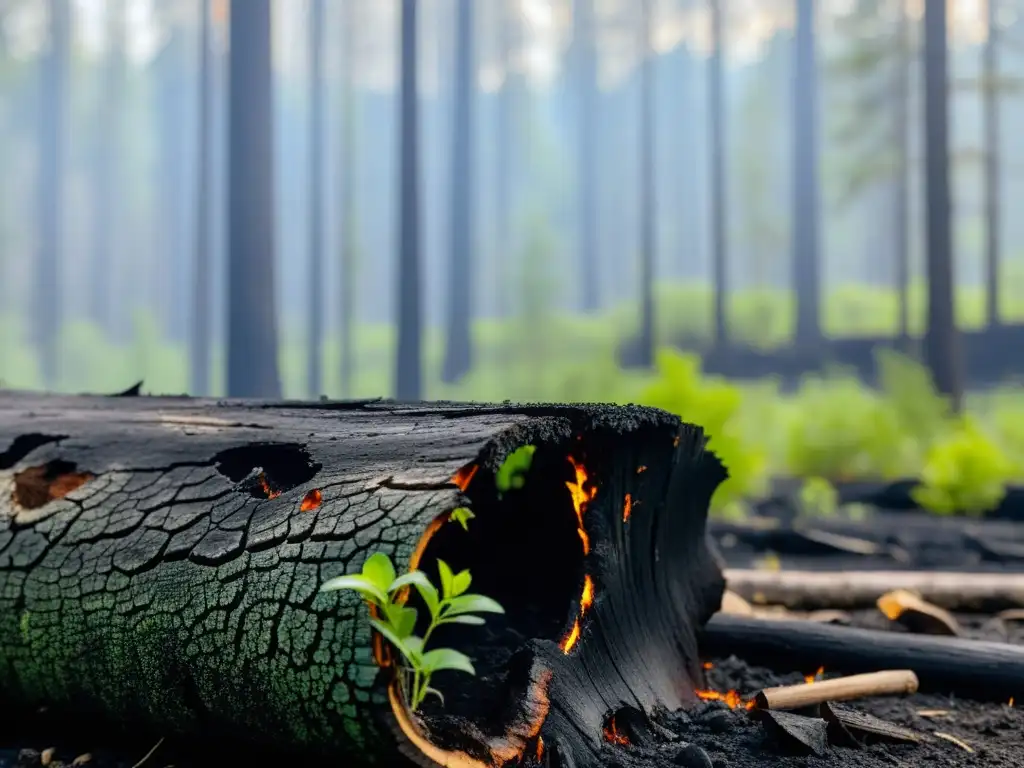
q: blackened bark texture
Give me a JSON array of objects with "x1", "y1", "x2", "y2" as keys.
[
  {"x1": 709, "y1": 0, "x2": 727, "y2": 347},
  {"x1": 190, "y1": 0, "x2": 213, "y2": 397},
  {"x1": 983, "y1": 0, "x2": 1001, "y2": 329},
  {"x1": 573, "y1": 0, "x2": 599, "y2": 314},
  {"x1": 90, "y1": 0, "x2": 124, "y2": 337},
  {"x1": 792, "y1": 0, "x2": 821, "y2": 345},
  {"x1": 34, "y1": 0, "x2": 69, "y2": 388},
  {"x1": 921, "y1": 0, "x2": 962, "y2": 410},
  {"x1": 0, "y1": 393, "x2": 726, "y2": 766},
  {"x1": 703, "y1": 615, "x2": 1024, "y2": 703},
  {"x1": 441, "y1": 0, "x2": 474, "y2": 385},
  {"x1": 227, "y1": 0, "x2": 281, "y2": 398},
  {"x1": 636, "y1": 0, "x2": 656, "y2": 369},
  {"x1": 307, "y1": 0, "x2": 326, "y2": 398},
  {"x1": 396, "y1": 0, "x2": 423, "y2": 401}
]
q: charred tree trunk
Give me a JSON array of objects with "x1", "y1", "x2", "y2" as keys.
[
  {"x1": 396, "y1": 0, "x2": 423, "y2": 401},
  {"x1": 441, "y1": 0, "x2": 474, "y2": 385},
  {"x1": 338, "y1": 0, "x2": 358, "y2": 399},
  {"x1": 34, "y1": 0, "x2": 69, "y2": 388},
  {"x1": 574, "y1": 0, "x2": 599, "y2": 314},
  {"x1": 0, "y1": 393, "x2": 726, "y2": 765},
  {"x1": 190, "y1": 0, "x2": 213, "y2": 397},
  {"x1": 983, "y1": 0, "x2": 1000, "y2": 329},
  {"x1": 307, "y1": 0, "x2": 326, "y2": 398},
  {"x1": 709, "y1": 0, "x2": 728, "y2": 348},
  {"x1": 792, "y1": 0, "x2": 821, "y2": 346},
  {"x1": 636, "y1": 0, "x2": 656, "y2": 369},
  {"x1": 226, "y1": 0, "x2": 281, "y2": 398},
  {"x1": 90, "y1": 0, "x2": 124, "y2": 338},
  {"x1": 921, "y1": 0, "x2": 962, "y2": 410}
]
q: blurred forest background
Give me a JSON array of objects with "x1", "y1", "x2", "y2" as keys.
[{"x1": 1, "y1": 1, "x2": 1023, "y2": 421}]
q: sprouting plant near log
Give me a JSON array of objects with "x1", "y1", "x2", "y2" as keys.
[{"x1": 320, "y1": 552, "x2": 504, "y2": 711}]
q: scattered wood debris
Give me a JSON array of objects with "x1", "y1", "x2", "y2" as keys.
[
  {"x1": 720, "y1": 590, "x2": 754, "y2": 616},
  {"x1": 759, "y1": 710, "x2": 830, "y2": 756},
  {"x1": 916, "y1": 708, "x2": 951, "y2": 718},
  {"x1": 934, "y1": 732, "x2": 975, "y2": 753},
  {"x1": 877, "y1": 589, "x2": 962, "y2": 636},
  {"x1": 821, "y1": 703, "x2": 926, "y2": 745},
  {"x1": 755, "y1": 670, "x2": 919, "y2": 711}
]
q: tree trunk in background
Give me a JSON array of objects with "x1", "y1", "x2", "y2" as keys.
[
  {"x1": 983, "y1": 0, "x2": 1000, "y2": 328},
  {"x1": 34, "y1": 0, "x2": 69, "y2": 388},
  {"x1": 89, "y1": 0, "x2": 124, "y2": 338},
  {"x1": 709, "y1": 0, "x2": 728, "y2": 347},
  {"x1": 574, "y1": 0, "x2": 599, "y2": 313},
  {"x1": 921, "y1": 0, "x2": 962, "y2": 410},
  {"x1": 893, "y1": 0, "x2": 910, "y2": 342},
  {"x1": 190, "y1": 0, "x2": 213, "y2": 397},
  {"x1": 395, "y1": 0, "x2": 422, "y2": 400},
  {"x1": 636, "y1": 0, "x2": 655, "y2": 368},
  {"x1": 792, "y1": 0, "x2": 821, "y2": 345},
  {"x1": 494, "y1": 2, "x2": 517, "y2": 319},
  {"x1": 441, "y1": 0, "x2": 474, "y2": 384},
  {"x1": 307, "y1": 0, "x2": 325, "y2": 397},
  {"x1": 226, "y1": 0, "x2": 281, "y2": 398},
  {"x1": 338, "y1": 0, "x2": 358, "y2": 399}
]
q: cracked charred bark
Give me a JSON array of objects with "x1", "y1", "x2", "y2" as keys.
[{"x1": 0, "y1": 394, "x2": 726, "y2": 766}]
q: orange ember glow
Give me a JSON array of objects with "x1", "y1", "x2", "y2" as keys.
[
  {"x1": 451, "y1": 463, "x2": 479, "y2": 491},
  {"x1": 565, "y1": 457, "x2": 596, "y2": 554},
  {"x1": 258, "y1": 473, "x2": 281, "y2": 499},
  {"x1": 636, "y1": 465, "x2": 647, "y2": 474},
  {"x1": 603, "y1": 717, "x2": 630, "y2": 746},
  {"x1": 696, "y1": 689, "x2": 755, "y2": 710},
  {"x1": 536, "y1": 737, "x2": 544, "y2": 760},
  {"x1": 1010, "y1": 698, "x2": 1015, "y2": 708},
  {"x1": 623, "y1": 493, "x2": 633, "y2": 523},
  {"x1": 560, "y1": 575, "x2": 595, "y2": 653},
  {"x1": 300, "y1": 488, "x2": 322, "y2": 512},
  {"x1": 703, "y1": 661, "x2": 714, "y2": 670},
  {"x1": 581, "y1": 574, "x2": 595, "y2": 611},
  {"x1": 804, "y1": 667, "x2": 825, "y2": 685},
  {"x1": 560, "y1": 619, "x2": 582, "y2": 653}
]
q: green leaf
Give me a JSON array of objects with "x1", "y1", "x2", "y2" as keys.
[
  {"x1": 442, "y1": 615, "x2": 486, "y2": 626},
  {"x1": 421, "y1": 647, "x2": 476, "y2": 676},
  {"x1": 389, "y1": 571, "x2": 441, "y2": 620},
  {"x1": 318, "y1": 574, "x2": 388, "y2": 606},
  {"x1": 361, "y1": 553, "x2": 396, "y2": 594},
  {"x1": 384, "y1": 603, "x2": 419, "y2": 638},
  {"x1": 449, "y1": 507, "x2": 475, "y2": 531},
  {"x1": 437, "y1": 559, "x2": 455, "y2": 600},
  {"x1": 443, "y1": 594, "x2": 505, "y2": 618},
  {"x1": 451, "y1": 569, "x2": 472, "y2": 597},
  {"x1": 389, "y1": 570, "x2": 433, "y2": 595},
  {"x1": 369, "y1": 619, "x2": 412, "y2": 661},
  {"x1": 495, "y1": 445, "x2": 537, "y2": 496},
  {"x1": 403, "y1": 636, "x2": 425, "y2": 664}
]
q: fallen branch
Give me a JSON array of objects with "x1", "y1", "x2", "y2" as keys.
[
  {"x1": 702, "y1": 614, "x2": 1024, "y2": 703},
  {"x1": 725, "y1": 569, "x2": 1024, "y2": 612},
  {"x1": 754, "y1": 670, "x2": 919, "y2": 711}
]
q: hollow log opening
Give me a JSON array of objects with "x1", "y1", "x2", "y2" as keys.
[{"x1": 391, "y1": 425, "x2": 728, "y2": 767}]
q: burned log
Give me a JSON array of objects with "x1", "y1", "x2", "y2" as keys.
[
  {"x1": 725, "y1": 568, "x2": 1024, "y2": 613},
  {"x1": 702, "y1": 615, "x2": 1024, "y2": 703},
  {"x1": 0, "y1": 393, "x2": 727, "y2": 766}
]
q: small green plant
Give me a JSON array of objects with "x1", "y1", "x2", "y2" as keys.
[
  {"x1": 495, "y1": 445, "x2": 536, "y2": 497},
  {"x1": 797, "y1": 477, "x2": 839, "y2": 518},
  {"x1": 320, "y1": 553, "x2": 504, "y2": 710},
  {"x1": 449, "y1": 507, "x2": 475, "y2": 530},
  {"x1": 911, "y1": 417, "x2": 1016, "y2": 517}
]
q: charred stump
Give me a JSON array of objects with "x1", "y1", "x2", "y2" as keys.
[{"x1": 0, "y1": 393, "x2": 727, "y2": 767}]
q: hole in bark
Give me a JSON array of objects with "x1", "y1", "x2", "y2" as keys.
[
  {"x1": 0, "y1": 433, "x2": 66, "y2": 469},
  {"x1": 214, "y1": 443, "x2": 322, "y2": 498},
  {"x1": 404, "y1": 443, "x2": 586, "y2": 758},
  {"x1": 13, "y1": 460, "x2": 94, "y2": 510}
]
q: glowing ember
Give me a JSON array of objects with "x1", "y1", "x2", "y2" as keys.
[
  {"x1": 581, "y1": 574, "x2": 594, "y2": 611},
  {"x1": 451, "y1": 463, "x2": 478, "y2": 491},
  {"x1": 804, "y1": 666, "x2": 825, "y2": 685},
  {"x1": 603, "y1": 716, "x2": 630, "y2": 746},
  {"x1": 565, "y1": 457, "x2": 596, "y2": 554},
  {"x1": 623, "y1": 493, "x2": 632, "y2": 522},
  {"x1": 636, "y1": 465, "x2": 647, "y2": 474},
  {"x1": 258, "y1": 473, "x2": 281, "y2": 500},
  {"x1": 702, "y1": 661, "x2": 714, "y2": 670},
  {"x1": 696, "y1": 689, "x2": 754, "y2": 710},
  {"x1": 1010, "y1": 698, "x2": 1015, "y2": 708},
  {"x1": 300, "y1": 488, "x2": 322, "y2": 512},
  {"x1": 560, "y1": 619, "x2": 582, "y2": 653}
]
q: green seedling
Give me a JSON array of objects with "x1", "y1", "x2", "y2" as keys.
[
  {"x1": 320, "y1": 552, "x2": 504, "y2": 711},
  {"x1": 449, "y1": 507, "x2": 475, "y2": 531},
  {"x1": 495, "y1": 445, "x2": 536, "y2": 497}
]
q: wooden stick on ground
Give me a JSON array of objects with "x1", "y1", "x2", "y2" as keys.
[
  {"x1": 754, "y1": 670, "x2": 919, "y2": 711},
  {"x1": 725, "y1": 569, "x2": 1024, "y2": 612}
]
